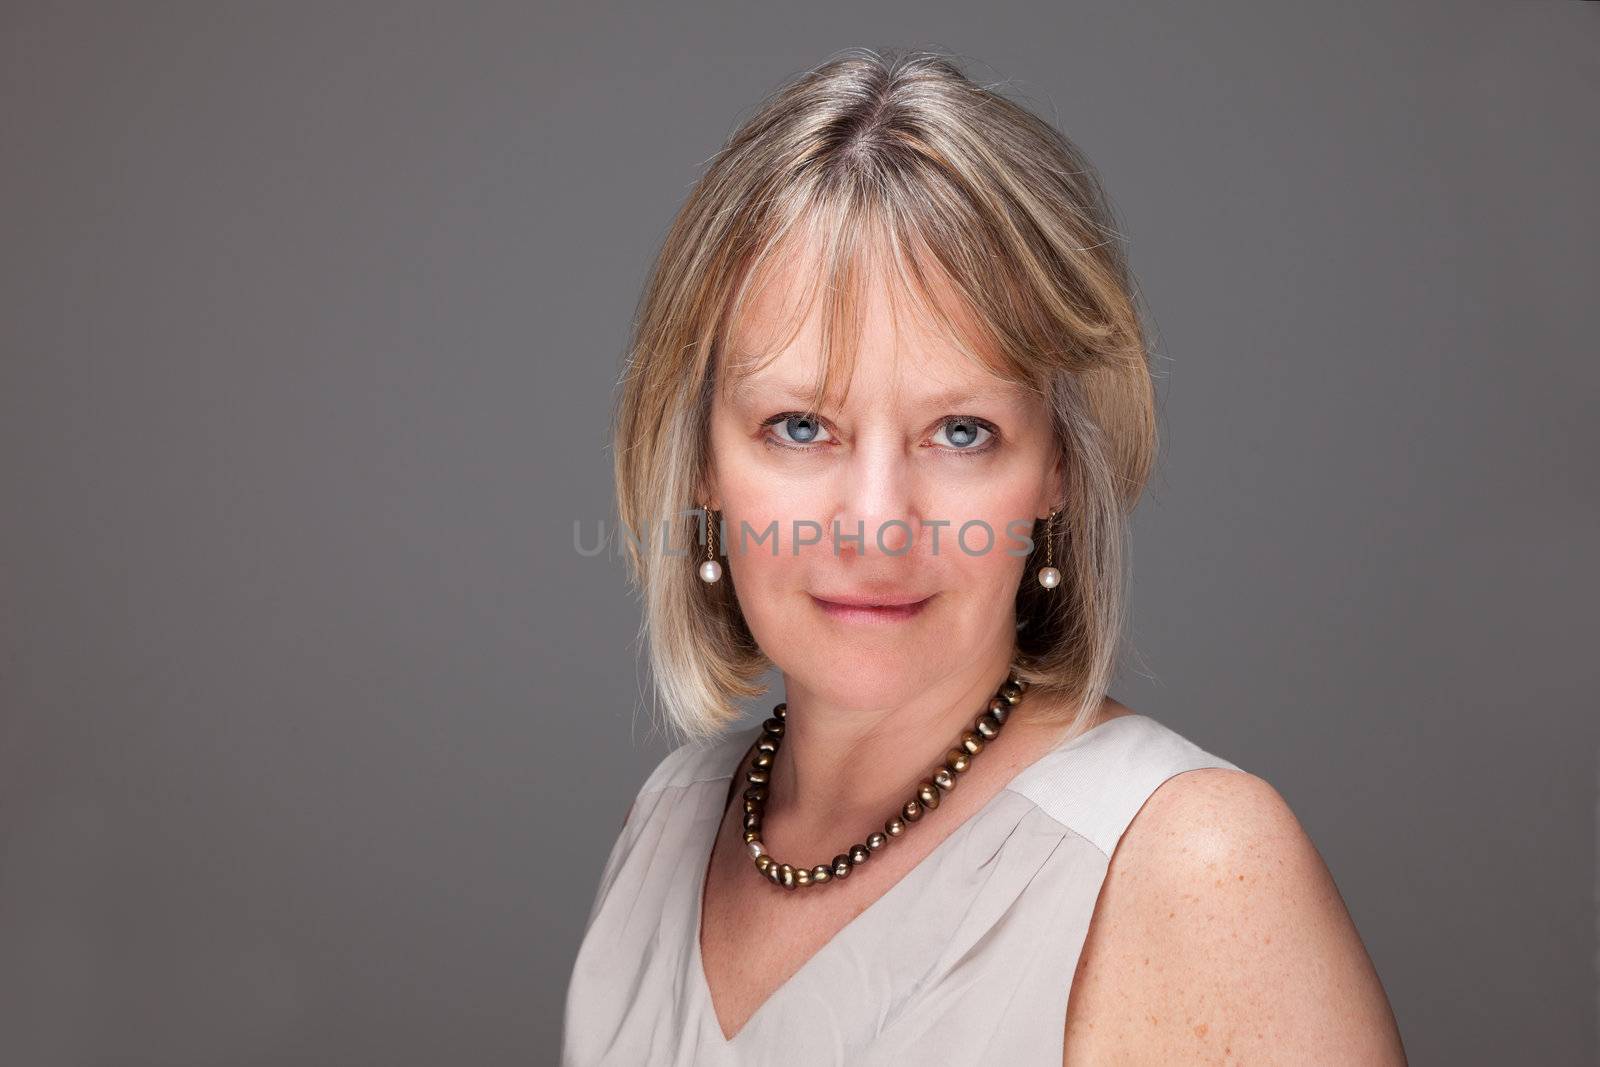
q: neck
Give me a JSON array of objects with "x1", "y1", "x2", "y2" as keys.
[{"x1": 764, "y1": 632, "x2": 1020, "y2": 847}]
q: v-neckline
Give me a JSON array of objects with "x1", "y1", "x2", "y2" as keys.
[{"x1": 689, "y1": 711, "x2": 1142, "y2": 1046}]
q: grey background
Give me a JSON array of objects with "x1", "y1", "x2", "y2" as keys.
[{"x1": 1, "y1": 2, "x2": 1594, "y2": 1064}]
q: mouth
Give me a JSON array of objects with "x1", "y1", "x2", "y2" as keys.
[{"x1": 808, "y1": 592, "x2": 936, "y2": 623}]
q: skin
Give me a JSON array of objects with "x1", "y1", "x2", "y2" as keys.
[
  {"x1": 1063, "y1": 769, "x2": 1409, "y2": 1063},
  {"x1": 686, "y1": 230, "x2": 1407, "y2": 1060}
]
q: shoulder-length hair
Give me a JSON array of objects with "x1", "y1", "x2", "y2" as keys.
[{"x1": 613, "y1": 47, "x2": 1158, "y2": 746}]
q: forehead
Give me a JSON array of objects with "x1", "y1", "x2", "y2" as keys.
[{"x1": 720, "y1": 228, "x2": 1024, "y2": 411}]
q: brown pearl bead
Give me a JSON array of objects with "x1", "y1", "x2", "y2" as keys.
[{"x1": 737, "y1": 672, "x2": 1030, "y2": 894}]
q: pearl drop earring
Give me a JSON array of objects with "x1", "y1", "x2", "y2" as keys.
[
  {"x1": 1037, "y1": 508, "x2": 1061, "y2": 589},
  {"x1": 698, "y1": 504, "x2": 723, "y2": 584}
]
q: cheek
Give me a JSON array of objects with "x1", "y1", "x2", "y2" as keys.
[
  {"x1": 924, "y1": 484, "x2": 1039, "y2": 572},
  {"x1": 713, "y1": 471, "x2": 796, "y2": 596},
  {"x1": 718, "y1": 498, "x2": 804, "y2": 596}
]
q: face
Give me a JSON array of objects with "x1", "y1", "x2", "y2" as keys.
[{"x1": 704, "y1": 239, "x2": 1063, "y2": 712}]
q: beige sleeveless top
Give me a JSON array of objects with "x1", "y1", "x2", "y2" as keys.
[{"x1": 562, "y1": 712, "x2": 1243, "y2": 1064}]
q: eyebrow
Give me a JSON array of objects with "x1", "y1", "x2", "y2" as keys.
[
  {"x1": 730, "y1": 377, "x2": 1021, "y2": 412},
  {"x1": 914, "y1": 386, "x2": 1022, "y2": 410}
]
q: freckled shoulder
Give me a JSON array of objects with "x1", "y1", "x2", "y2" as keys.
[{"x1": 1063, "y1": 767, "x2": 1408, "y2": 1064}]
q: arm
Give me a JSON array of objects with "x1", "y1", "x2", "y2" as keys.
[{"x1": 1063, "y1": 768, "x2": 1407, "y2": 1065}]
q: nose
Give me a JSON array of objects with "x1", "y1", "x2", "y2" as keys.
[{"x1": 831, "y1": 434, "x2": 919, "y2": 559}]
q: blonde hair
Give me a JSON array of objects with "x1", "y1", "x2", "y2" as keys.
[{"x1": 613, "y1": 47, "x2": 1158, "y2": 746}]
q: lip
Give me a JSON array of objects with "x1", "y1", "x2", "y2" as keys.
[{"x1": 808, "y1": 592, "x2": 935, "y2": 623}]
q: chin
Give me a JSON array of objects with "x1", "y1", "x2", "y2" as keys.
[{"x1": 773, "y1": 642, "x2": 948, "y2": 711}]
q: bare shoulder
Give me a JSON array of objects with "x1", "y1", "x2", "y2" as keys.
[{"x1": 1063, "y1": 765, "x2": 1407, "y2": 1065}]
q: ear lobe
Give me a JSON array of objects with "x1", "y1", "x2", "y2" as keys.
[
  {"x1": 697, "y1": 471, "x2": 720, "y2": 512},
  {"x1": 1042, "y1": 458, "x2": 1066, "y2": 519}
]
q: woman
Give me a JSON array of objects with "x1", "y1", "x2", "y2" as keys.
[{"x1": 563, "y1": 48, "x2": 1405, "y2": 1064}]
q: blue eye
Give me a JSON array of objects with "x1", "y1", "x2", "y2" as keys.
[
  {"x1": 765, "y1": 413, "x2": 832, "y2": 448},
  {"x1": 760, "y1": 412, "x2": 999, "y2": 455},
  {"x1": 931, "y1": 417, "x2": 995, "y2": 452}
]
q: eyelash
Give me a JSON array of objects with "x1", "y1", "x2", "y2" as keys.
[{"x1": 758, "y1": 412, "x2": 1001, "y2": 457}]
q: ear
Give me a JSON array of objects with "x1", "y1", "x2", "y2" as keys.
[{"x1": 698, "y1": 467, "x2": 720, "y2": 512}]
